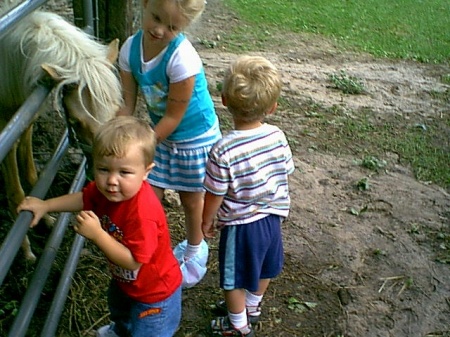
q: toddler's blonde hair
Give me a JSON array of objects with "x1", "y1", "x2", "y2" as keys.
[
  {"x1": 93, "y1": 116, "x2": 156, "y2": 166},
  {"x1": 222, "y1": 55, "x2": 281, "y2": 122}
]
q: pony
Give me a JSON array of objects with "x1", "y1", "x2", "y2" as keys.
[{"x1": 0, "y1": 11, "x2": 123, "y2": 261}]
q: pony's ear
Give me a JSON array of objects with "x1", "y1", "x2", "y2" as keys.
[
  {"x1": 107, "y1": 39, "x2": 120, "y2": 64},
  {"x1": 41, "y1": 64, "x2": 63, "y2": 82}
]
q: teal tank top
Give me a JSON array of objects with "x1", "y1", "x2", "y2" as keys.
[{"x1": 129, "y1": 30, "x2": 217, "y2": 141}]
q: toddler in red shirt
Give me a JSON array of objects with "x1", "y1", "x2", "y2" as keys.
[{"x1": 18, "y1": 116, "x2": 182, "y2": 337}]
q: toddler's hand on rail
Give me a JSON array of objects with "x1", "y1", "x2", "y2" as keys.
[{"x1": 17, "y1": 196, "x2": 48, "y2": 227}]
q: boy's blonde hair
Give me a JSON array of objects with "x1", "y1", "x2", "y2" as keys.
[
  {"x1": 222, "y1": 55, "x2": 281, "y2": 122},
  {"x1": 93, "y1": 116, "x2": 156, "y2": 166}
]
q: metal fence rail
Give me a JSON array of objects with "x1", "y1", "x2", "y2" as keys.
[
  {"x1": 0, "y1": 1, "x2": 94, "y2": 336},
  {"x1": 0, "y1": 0, "x2": 49, "y2": 39},
  {"x1": 5, "y1": 134, "x2": 88, "y2": 337}
]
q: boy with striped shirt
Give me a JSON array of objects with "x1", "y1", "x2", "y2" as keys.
[{"x1": 202, "y1": 55, "x2": 295, "y2": 337}]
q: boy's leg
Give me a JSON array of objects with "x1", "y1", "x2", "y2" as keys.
[
  {"x1": 105, "y1": 281, "x2": 132, "y2": 336},
  {"x1": 224, "y1": 288, "x2": 246, "y2": 314},
  {"x1": 215, "y1": 283, "x2": 267, "y2": 323},
  {"x1": 215, "y1": 215, "x2": 284, "y2": 323},
  {"x1": 224, "y1": 289, "x2": 248, "y2": 330},
  {"x1": 245, "y1": 279, "x2": 270, "y2": 320},
  {"x1": 211, "y1": 226, "x2": 256, "y2": 335},
  {"x1": 129, "y1": 285, "x2": 182, "y2": 337},
  {"x1": 253, "y1": 278, "x2": 270, "y2": 296}
]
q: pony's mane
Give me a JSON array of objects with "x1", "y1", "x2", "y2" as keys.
[{"x1": 3, "y1": 11, "x2": 122, "y2": 123}]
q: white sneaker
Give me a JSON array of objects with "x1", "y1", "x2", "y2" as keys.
[
  {"x1": 173, "y1": 239, "x2": 209, "y2": 288},
  {"x1": 96, "y1": 324, "x2": 119, "y2": 337}
]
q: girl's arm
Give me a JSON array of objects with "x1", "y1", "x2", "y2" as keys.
[
  {"x1": 153, "y1": 76, "x2": 195, "y2": 142},
  {"x1": 76, "y1": 210, "x2": 142, "y2": 270},
  {"x1": 117, "y1": 70, "x2": 138, "y2": 116},
  {"x1": 202, "y1": 191, "x2": 224, "y2": 239}
]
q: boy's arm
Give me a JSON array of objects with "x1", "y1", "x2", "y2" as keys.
[
  {"x1": 76, "y1": 210, "x2": 142, "y2": 271},
  {"x1": 17, "y1": 192, "x2": 83, "y2": 227},
  {"x1": 116, "y1": 70, "x2": 137, "y2": 116},
  {"x1": 202, "y1": 191, "x2": 224, "y2": 239}
]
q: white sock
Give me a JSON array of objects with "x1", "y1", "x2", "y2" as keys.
[
  {"x1": 228, "y1": 310, "x2": 249, "y2": 331},
  {"x1": 184, "y1": 242, "x2": 201, "y2": 260},
  {"x1": 245, "y1": 291, "x2": 262, "y2": 317}
]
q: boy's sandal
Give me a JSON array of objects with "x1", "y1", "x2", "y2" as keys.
[{"x1": 210, "y1": 316, "x2": 255, "y2": 337}]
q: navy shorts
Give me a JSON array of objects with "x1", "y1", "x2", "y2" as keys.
[{"x1": 219, "y1": 214, "x2": 284, "y2": 292}]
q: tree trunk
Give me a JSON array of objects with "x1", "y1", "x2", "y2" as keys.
[{"x1": 72, "y1": 0, "x2": 133, "y2": 46}]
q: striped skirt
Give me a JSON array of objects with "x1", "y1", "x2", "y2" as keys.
[{"x1": 149, "y1": 122, "x2": 221, "y2": 192}]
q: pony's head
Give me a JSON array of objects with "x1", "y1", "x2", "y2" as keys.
[{"x1": 41, "y1": 38, "x2": 122, "y2": 151}]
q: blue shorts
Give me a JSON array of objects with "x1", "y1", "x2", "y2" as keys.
[
  {"x1": 149, "y1": 122, "x2": 221, "y2": 192},
  {"x1": 219, "y1": 214, "x2": 284, "y2": 292},
  {"x1": 107, "y1": 280, "x2": 182, "y2": 337}
]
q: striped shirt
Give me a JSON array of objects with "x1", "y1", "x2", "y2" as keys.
[{"x1": 204, "y1": 123, "x2": 295, "y2": 226}]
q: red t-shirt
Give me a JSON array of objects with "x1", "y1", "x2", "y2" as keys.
[{"x1": 82, "y1": 181, "x2": 182, "y2": 303}]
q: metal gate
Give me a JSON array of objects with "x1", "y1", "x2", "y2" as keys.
[{"x1": 0, "y1": 1, "x2": 97, "y2": 336}]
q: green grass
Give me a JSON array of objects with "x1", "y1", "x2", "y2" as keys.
[
  {"x1": 273, "y1": 101, "x2": 450, "y2": 189},
  {"x1": 215, "y1": 0, "x2": 450, "y2": 189},
  {"x1": 224, "y1": 0, "x2": 450, "y2": 63}
]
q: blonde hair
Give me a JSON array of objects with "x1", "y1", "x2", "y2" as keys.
[
  {"x1": 146, "y1": 0, "x2": 205, "y2": 24},
  {"x1": 93, "y1": 116, "x2": 157, "y2": 166},
  {"x1": 176, "y1": 0, "x2": 205, "y2": 23},
  {"x1": 222, "y1": 55, "x2": 281, "y2": 122}
]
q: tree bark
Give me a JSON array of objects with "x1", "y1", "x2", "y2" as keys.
[{"x1": 72, "y1": 0, "x2": 133, "y2": 46}]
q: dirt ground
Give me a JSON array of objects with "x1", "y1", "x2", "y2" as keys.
[
  {"x1": 1, "y1": 0, "x2": 449, "y2": 336},
  {"x1": 174, "y1": 1, "x2": 450, "y2": 337}
]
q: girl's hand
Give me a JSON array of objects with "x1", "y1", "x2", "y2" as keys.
[
  {"x1": 17, "y1": 196, "x2": 49, "y2": 227},
  {"x1": 202, "y1": 220, "x2": 216, "y2": 239},
  {"x1": 74, "y1": 210, "x2": 102, "y2": 240}
]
